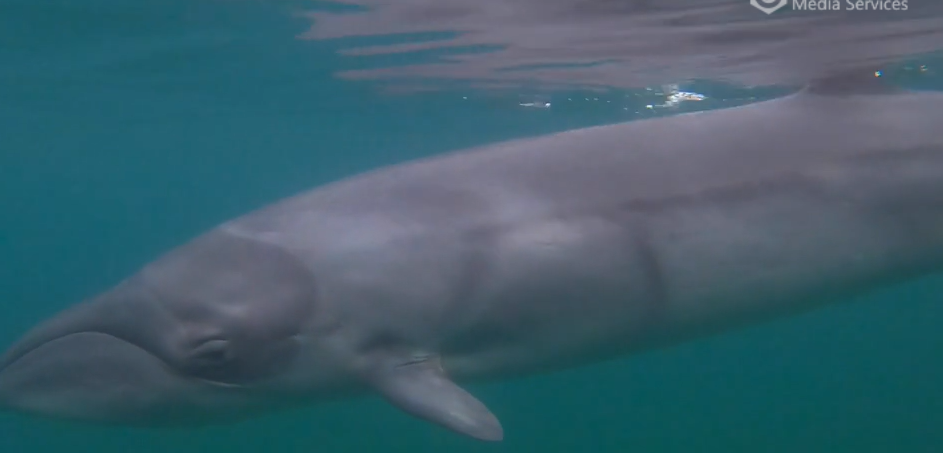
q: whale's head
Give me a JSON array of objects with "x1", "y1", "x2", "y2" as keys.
[{"x1": 0, "y1": 231, "x2": 341, "y2": 426}]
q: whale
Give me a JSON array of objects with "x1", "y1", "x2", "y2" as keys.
[{"x1": 1, "y1": 71, "x2": 942, "y2": 441}]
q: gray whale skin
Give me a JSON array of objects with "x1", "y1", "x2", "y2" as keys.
[{"x1": 2, "y1": 72, "x2": 942, "y2": 442}]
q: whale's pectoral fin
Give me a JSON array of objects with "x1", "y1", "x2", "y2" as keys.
[{"x1": 365, "y1": 355, "x2": 504, "y2": 442}]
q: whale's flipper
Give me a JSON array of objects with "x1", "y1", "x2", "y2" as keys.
[{"x1": 366, "y1": 355, "x2": 504, "y2": 441}]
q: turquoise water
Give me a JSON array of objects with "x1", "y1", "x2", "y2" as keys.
[{"x1": 2, "y1": 1, "x2": 942, "y2": 452}]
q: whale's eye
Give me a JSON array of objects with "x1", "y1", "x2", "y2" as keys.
[
  {"x1": 180, "y1": 336, "x2": 300, "y2": 386},
  {"x1": 150, "y1": 234, "x2": 313, "y2": 386},
  {"x1": 189, "y1": 339, "x2": 234, "y2": 367}
]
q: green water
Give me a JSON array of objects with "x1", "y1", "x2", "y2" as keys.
[{"x1": 1, "y1": 1, "x2": 942, "y2": 452}]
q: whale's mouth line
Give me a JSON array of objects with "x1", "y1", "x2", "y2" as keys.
[
  {"x1": 0, "y1": 331, "x2": 168, "y2": 376},
  {"x1": 0, "y1": 331, "x2": 248, "y2": 393}
]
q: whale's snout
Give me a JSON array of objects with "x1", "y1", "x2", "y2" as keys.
[
  {"x1": 0, "y1": 284, "x2": 217, "y2": 426},
  {"x1": 0, "y1": 328, "x2": 181, "y2": 424},
  {"x1": 0, "y1": 264, "x2": 314, "y2": 428}
]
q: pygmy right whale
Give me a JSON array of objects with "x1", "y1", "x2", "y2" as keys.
[{"x1": 1, "y1": 71, "x2": 942, "y2": 441}]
